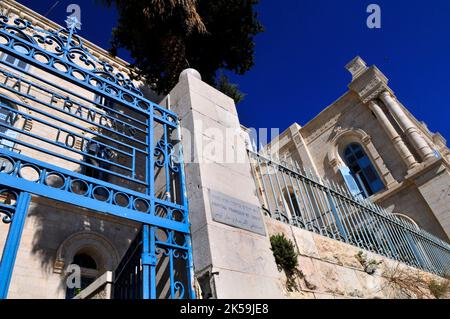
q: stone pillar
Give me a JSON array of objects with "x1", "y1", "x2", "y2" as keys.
[
  {"x1": 416, "y1": 166, "x2": 450, "y2": 240},
  {"x1": 168, "y1": 69, "x2": 284, "y2": 298},
  {"x1": 368, "y1": 100, "x2": 418, "y2": 170},
  {"x1": 379, "y1": 91, "x2": 434, "y2": 161}
]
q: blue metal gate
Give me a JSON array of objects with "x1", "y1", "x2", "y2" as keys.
[
  {"x1": 0, "y1": 14, "x2": 194, "y2": 299},
  {"x1": 113, "y1": 224, "x2": 193, "y2": 299}
]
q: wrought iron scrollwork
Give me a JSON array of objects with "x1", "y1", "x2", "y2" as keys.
[
  {"x1": 0, "y1": 207, "x2": 13, "y2": 224},
  {"x1": 0, "y1": 187, "x2": 18, "y2": 224},
  {"x1": 154, "y1": 228, "x2": 190, "y2": 299},
  {"x1": 168, "y1": 153, "x2": 181, "y2": 173},
  {"x1": 154, "y1": 140, "x2": 166, "y2": 168},
  {"x1": 173, "y1": 281, "x2": 185, "y2": 299},
  {"x1": 0, "y1": 14, "x2": 152, "y2": 111},
  {"x1": 0, "y1": 15, "x2": 140, "y2": 94},
  {"x1": 154, "y1": 139, "x2": 181, "y2": 173}
]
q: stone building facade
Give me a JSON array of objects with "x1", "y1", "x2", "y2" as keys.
[
  {"x1": 265, "y1": 56, "x2": 450, "y2": 242},
  {"x1": 0, "y1": 0, "x2": 448, "y2": 299}
]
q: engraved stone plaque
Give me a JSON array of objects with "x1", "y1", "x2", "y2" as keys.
[{"x1": 209, "y1": 189, "x2": 266, "y2": 236}]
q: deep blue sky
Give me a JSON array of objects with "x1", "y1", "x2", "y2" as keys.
[{"x1": 15, "y1": 0, "x2": 450, "y2": 141}]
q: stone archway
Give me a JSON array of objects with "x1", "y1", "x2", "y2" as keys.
[
  {"x1": 53, "y1": 230, "x2": 119, "y2": 274},
  {"x1": 327, "y1": 127, "x2": 396, "y2": 187}
]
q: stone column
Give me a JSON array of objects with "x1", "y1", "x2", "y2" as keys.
[
  {"x1": 368, "y1": 100, "x2": 418, "y2": 170},
  {"x1": 379, "y1": 91, "x2": 434, "y2": 161},
  {"x1": 168, "y1": 69, "x2": 285, "y2": 299}
]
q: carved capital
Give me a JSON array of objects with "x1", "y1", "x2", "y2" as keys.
[
  {"x1": 348, "y1": 65, "x2": 391, "y2": 103},
  {"x1": 379, "y1": 90, "x2": 392, "y2": 100}
]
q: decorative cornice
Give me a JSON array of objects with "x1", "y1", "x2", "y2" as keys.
[
  {"x1": 345, "y1": 56, "x2": 368, "y2": 80},
  {"x1": 348, "y1": 65, "x2": 392, "y2": 104},
  {"x1": 361, "y1": 82, "x2": 387, "y2": 103}
]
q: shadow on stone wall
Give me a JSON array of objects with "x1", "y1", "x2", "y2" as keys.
[{"x1": 26, "y1": 190, "x2": 139, "y2": 298}]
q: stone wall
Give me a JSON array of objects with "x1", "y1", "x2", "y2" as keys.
[
  {"x1": 416, "y1": 163, "x2": 450, "y2": 239},
  {"x1": 264, "y1": 216, "x2": 449, "y2": 299},
  {"x1": 379, "y1": 178, "x2": 448, "y2": 240},
  {"x1": 1, "y1": 197, "x2": 138, "y2": 299}
]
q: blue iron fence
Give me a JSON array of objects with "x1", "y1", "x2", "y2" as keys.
[
  {"x1": 114, "y1": 228, "x2": 143, "y2": 299},
  {"x1": 248, "y1": 150, "x2": 450, "y2": 277},
  {"x1": 114, "y1": 224, "x2": 192, "y2": 299},
  {"x1": 0, "y1": 14, "x2": 194, "y2": 298},
  {"x1": 0, "y1": 188, "x2": 30, "y2": 297}
]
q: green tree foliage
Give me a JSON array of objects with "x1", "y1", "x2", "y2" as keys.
[
  {"x1": 217, "y1": 74, "x2": 246, "y2": 104},
  {"x1": 99, "y1": 0, "x2": 263, "y2": 100}
]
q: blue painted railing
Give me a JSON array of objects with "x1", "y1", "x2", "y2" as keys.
[
  {"x1": 114, "y1": 228, "x2": 143, "y2": 299},
  {"x1": 0, "y1": 188, "x2": 30, "y2": 297},
  {"x1": 114, "y1": 224, "x2": 193, "y2": 299},
  {"x1": 248, "y1": 150, "x2": 450, "y2": 277}
]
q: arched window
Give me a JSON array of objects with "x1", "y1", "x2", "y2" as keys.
[
  {"x1": 54, "y1": 231, "x2": 119, "y2": 298},
  {"x1": 343, "y1": 143, "x2": 384, "y2": 197},
  {"x1": 73, "y1": 253, "x2": 98, "y2": 270},
  {"x1": 65, "y1": 251, "x2": 99, "y2": 299},
  {"x1": 393, "y1": 213, "x2": 419, "y2": 229}
]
